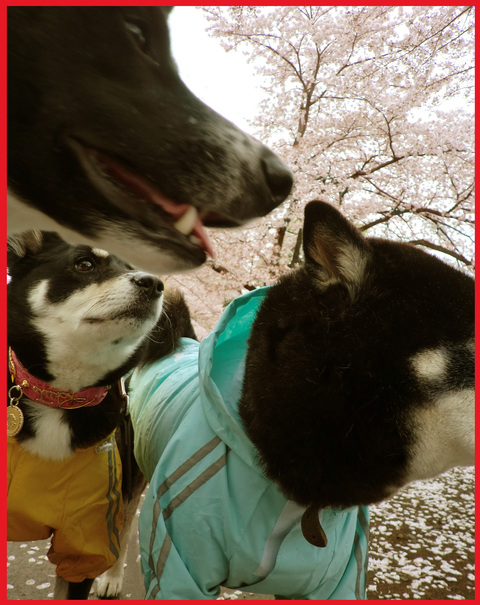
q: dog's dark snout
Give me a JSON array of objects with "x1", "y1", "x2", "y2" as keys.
[
  {"x1": 132, "y1": 273, "x2": 164, "y2": 296},
  {"x1": 262, "y1": 152, "x2": 294, "y2": 203}
]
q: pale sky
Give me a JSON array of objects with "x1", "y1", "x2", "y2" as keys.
[
  {"x1": 168, "y1": 6, "x2": 265, "y2": 134},
  {"x1": 168, "y1": 6, "x2": 470, "y2": 130}
]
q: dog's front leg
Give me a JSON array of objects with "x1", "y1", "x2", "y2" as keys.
[
  {"x1": 95, "y1": 486, "x2": 144, "y2": 598},
  {"x1": 54, "y1": 576, "x2": 94, "y2": 599},
  {"x1": 94, "y1": 534, "x2": 129, "y2": 599}
]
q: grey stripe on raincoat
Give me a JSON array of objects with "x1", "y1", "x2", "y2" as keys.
[{"x1": 129, "y1": 287, "x2": 369, "y2": 600}]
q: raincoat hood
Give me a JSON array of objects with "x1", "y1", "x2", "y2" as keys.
[
  {"x1": 198, "y1": 286, "x2": 269, "y2": 469},
  {"x1": 130, "y1": 287, "x2": 268, "y2": 481}
]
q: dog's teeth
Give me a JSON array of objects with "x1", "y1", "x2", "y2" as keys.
[
  {"x1": 189, "y1": 235, "x2": 202, "y2": 247},
  {"x1": 173, "y1": 206, "x2": 198, "y2": 235}
]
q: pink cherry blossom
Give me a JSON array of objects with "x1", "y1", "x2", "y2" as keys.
[{"x1": 174, "y1": 6, "x2": 474, "y2": 335}]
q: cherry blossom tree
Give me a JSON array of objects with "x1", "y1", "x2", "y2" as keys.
[{"x1": 170, "y1": 5, "x2": 474, "y2": 336}]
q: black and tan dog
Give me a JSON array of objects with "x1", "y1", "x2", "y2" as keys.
[
  {"x1": 7, "y1": 6, "x2": 293, "y2": 273},
  {"x1": 240, "y1": 201, "x2": 475, "y2": 510},
  {"x1": 6, "y1": 230, "x2": 195, "y2": 599},
  {"x1": 126, "y1": 201, "x2": 474, "y2": 599}
]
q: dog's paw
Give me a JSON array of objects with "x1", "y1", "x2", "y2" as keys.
[{"x1": 95, "y1": 566, "x2": 125, "y2": 599}]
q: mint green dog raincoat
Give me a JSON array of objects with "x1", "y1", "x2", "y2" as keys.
[{"x1": 129, "y1": 287, "x2": 369, "y2": 600}]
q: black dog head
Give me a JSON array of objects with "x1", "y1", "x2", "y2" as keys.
[
  {"x1": 239, "y1": 201, "x2": 474, "y2": 509},
  {"x1": 7, "y1": 7, "x2": 293, "y2": 273},
  {"x1": 7, "y1": 230, "x2": 165, "y2": 390}
]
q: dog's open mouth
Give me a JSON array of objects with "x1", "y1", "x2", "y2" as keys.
[{"x1": 69, "y1": 140, "x2": 218, "y2": 259}]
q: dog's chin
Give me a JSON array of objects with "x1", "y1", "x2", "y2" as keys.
[
  {"x1": 67, "y1": 138, "x2": 217, "y2": 261},
  {"x1": 113, "y1": 222, "x2": 209, "y2": 273},
  {"x1": 83, "y1": 307, "x2": 159, "y2": 327}
]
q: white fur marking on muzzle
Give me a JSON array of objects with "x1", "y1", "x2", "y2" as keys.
[{"x1": 407, "y1": 388, "x2": 474, "y2": 481}]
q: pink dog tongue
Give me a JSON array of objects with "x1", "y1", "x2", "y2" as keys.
[
  {"x1": 191, "y1": 215, "x2": 215, "y2": 260},
  {"x1": 150, "y1": 195, "x2": 215, "y2": 259},
  {"x1": 96, "y1": 153, "x2": 215, "y2": 258}
]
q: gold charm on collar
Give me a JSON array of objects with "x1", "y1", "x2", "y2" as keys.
[{"x1": 7, "y1": 385, "x2": 24, "y2": 438}]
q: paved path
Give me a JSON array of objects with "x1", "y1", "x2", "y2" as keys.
[
  {"x1": 7, "y1": 467, "x2": 474, "y2": 600},
  {"x1": 7, "y1": 511, "x2": 145, "y2": 599}
]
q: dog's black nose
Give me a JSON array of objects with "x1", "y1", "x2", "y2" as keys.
[
  {"x1": 262, "y1": 152, "x2": 294, "y2": 203},
  {"x1": 132, "y1": 273, "x2": 164, "y2": 296}
]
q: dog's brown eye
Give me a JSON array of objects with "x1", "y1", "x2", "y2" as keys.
[{"x1": 75, "y1": 260, "x2": 94, "y2": 272}]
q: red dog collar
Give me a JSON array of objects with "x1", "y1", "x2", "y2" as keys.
[{"x1": 8, "y1": 347, "x2": 111, "y2": 409}]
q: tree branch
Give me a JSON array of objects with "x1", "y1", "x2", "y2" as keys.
[{"x1": 409, "y1": 239, "x2": 472, "y2": 267}]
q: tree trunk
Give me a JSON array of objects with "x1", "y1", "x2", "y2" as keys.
[{"x1": 289, "y1": 228, "x2": 303, "y2": 267}]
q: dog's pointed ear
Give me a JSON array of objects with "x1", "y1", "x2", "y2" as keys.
[
  {"x1": 303, "y1": 201, "x2": 371, "y2": 290},
  {"x1": 7, "y1": 230, "x2": 44, "y2": 276}
]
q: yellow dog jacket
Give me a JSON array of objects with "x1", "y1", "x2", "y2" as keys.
[{"x1": 7, "y1": 433, "x2": 124, "y2": 583}]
